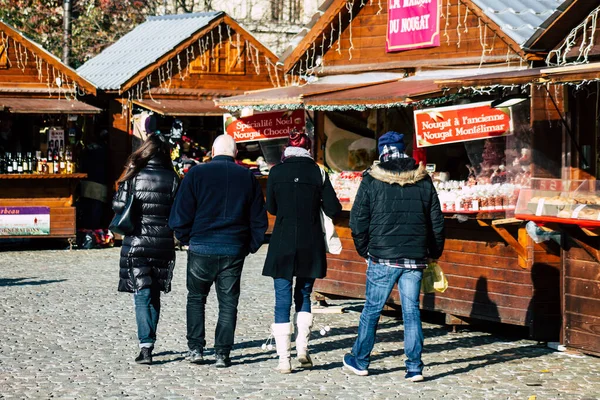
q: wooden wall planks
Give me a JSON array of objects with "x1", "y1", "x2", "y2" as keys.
[
  {"x1": 320, "y1": 2, "x2": 521, "y2": 69},
  {"x1": 315, "y1": 213, "x2": 562, "y2": 340},
  {"x1": 562, "y1": 231, "x2": 600, "y2": 356}
]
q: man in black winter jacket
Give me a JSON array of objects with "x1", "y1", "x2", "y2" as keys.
[
  {"x1": 343, "y1": 131, "x2": 445, "y2": 381},
  {"x1": 169, "y1": 134, "x2": 268, "y2": 368}
]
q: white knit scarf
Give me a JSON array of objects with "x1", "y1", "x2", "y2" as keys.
[{"x1": 282, "y1": 147, "x2": 313, "y2": 160}]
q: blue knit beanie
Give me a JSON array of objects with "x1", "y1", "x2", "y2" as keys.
[{"x1": 378, "y1": 131, "x2": 405, "y2": 154}]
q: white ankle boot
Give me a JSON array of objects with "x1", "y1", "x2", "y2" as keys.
[
  {"x1": 271, "y1": 322, "x2": 293, "y2": 374},
  {"x1": 295, "y1": 312, "x2": 313, "y2": 368}
]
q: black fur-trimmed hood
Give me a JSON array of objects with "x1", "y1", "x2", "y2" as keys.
[{"x1": 368, "y1": 158, "x2": 428, "y2": 186}]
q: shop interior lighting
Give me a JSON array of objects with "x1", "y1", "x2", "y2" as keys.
[{"x1": 491, "y1": 94, "x2": 529, "y2": 108}]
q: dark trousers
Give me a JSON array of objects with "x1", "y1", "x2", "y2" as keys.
[
  {"x1": 186, "y1": 252, "x2": 245, "y2": 355},
  {"x1": 134, "y1": 286, "x2": 161, "y2": 348}
]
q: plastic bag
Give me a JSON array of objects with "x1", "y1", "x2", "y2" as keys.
[{"x1": 421, "y1": 262, "x2": 448, "y2": 293}]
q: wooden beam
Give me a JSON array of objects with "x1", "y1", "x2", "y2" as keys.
[
  {"x1": 315, "y1": 55, "x2": 523, "y2": 76},
  {"x1": 561, "y1": 225, "x2": 600, "y2": 263},
  {"x1": 492, "y1": 218, "x2": 522, "y2": 226},
  {"x1": 478, "y1": 219, "x2": 528, "y2": 262}
]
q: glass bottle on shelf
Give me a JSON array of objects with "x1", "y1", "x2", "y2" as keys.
[
  {"x1": 22, "y1": 152, "x2": 29, "y2": 174},
  {"x1": 35, "y1": 151, "x2": 42, "y2": 174},
  {"x1": 65, "y1": 147, "x2": 73, "y2": 174},
  {"x1": 11, "y1": 152, "x2": 19, "y2": 173},
  {"x1": 59, "y1": 148, "x2": 66, "y2": 174},
  {"x1": 0, "y1": 153, "x2": 5, "y2": 174},
  {"x1": 16, "y1": 153, "x2": 23, "y2": 174},
  {"x1": 46, "y1": 142, "x2": 54, "y2": 174},
  {"x1": 6, "y1": 153, "x2": 14, "y2": 174},
  {"x1": 53, "y1": 149, "x2": 59, "y2": 174}
]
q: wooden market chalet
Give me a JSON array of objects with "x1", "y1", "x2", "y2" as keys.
[
  {"x1": 217, "y1": 0, "x2": 600, "y2": 356},
  {"x1": 0, "y1": 20, "x2": 100, "y2": 239},
  {"x1": 77, "y1": 11, "x2": 282, "y2": 184}
]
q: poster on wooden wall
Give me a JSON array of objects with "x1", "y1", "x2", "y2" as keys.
[
  {"x1": 414, "y1": 101, "x2": 513, "y2": 148},
  {"x1": 0, "y1": 206, "x2": 50, "y2": 236},
  {"x1": 386, "y1": 0, "x2": 440, "y2": 52}
]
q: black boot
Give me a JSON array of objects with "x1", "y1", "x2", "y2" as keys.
[
  {"x1": 135, "y1": 347, "x2": 153, "y2": 365},
  {"x1": 215, "y1": 353, "x2": 231, "y2": 368}
]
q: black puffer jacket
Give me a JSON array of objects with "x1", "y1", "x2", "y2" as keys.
[
  {"x1": 350, "y1": 158, "x2": 445, "y2": 260},
  {"x1": 112, "y1": 154, "x2": 180, "y2": 293}
]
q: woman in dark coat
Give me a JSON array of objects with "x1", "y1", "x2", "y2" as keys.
[
  {"x1": 263, "y1": 131, "x2": 342, "y2": 373},
  {"x1": 112, "y1": 133, "x2": 180, "y2": 365}
]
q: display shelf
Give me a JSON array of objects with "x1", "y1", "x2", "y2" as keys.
[
  {"x1": 0, "y1": 173, "x2": 87, "y2": 179},
  {"x1": 515, "y1": 214, "x2": 600, "y2": 228},
  {"x1": 442, "y1": 207, "x2": 516, "y2": 215},
  {"x1": 515, "y1": 178, "x2": 600, "y2": 228}
]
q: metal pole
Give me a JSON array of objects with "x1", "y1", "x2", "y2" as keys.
[{"x1": 62, "y1": 0, "x2": 72, "y2": 65}]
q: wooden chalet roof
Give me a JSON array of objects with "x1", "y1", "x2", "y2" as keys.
[
  {"x1": 281, "y1": 0, "x2": 568, "y2": 76},
  {"x1": 0, "y1": 20, "x2": 96, "y2": 95},
  {"x1": 78, "y1": 12, "x2": 280, "y2": 93},
  {"x1": 523, "y1": 0, "x2": 599, "y2": 52},
  {"x1": 0, "y1": 97, "x2": 101, "y2": 114}
]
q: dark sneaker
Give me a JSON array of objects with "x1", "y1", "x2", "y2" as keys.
[
  {"x1": 135, "y1": 347, "x2": 152, "y2": 365},
  {"x1": 342, "y1": 353, "x2": 368, "y2": 376},
  {"x1": 405, "y1": 371, "x2": 424, "y2": 382},
  {"x1": 215, "y1": 354, "x2": 231, "y2": 368},
  {"x1": 186, "y1": 348, "x2": 204, "y2": 364}
]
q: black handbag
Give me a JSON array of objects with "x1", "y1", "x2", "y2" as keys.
[{"x1": 109, "y1": 177, "x2": 136, "y2": 236}]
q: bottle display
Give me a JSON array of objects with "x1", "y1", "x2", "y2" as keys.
[{"x1": 0, "y1": 145, "x2": 77, "y2": 175}]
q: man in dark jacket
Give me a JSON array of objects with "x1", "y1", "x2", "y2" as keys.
[
  {"x1": 343, "y1": 131, "x2": 445, "y2": 381},
  {"x1": 169, "y1": 134, "x2": 268, "y2": 368}
]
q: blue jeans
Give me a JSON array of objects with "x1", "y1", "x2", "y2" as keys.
[
  {"x1": 186, "y1": 252, "x2": 245, "y2": 355},
  {"x1": 274, "y1": 277, "x2": 315, "y2": 323},
  {"x1": 351, "y1": 260, "x2": 424, "y2": 373},
  {"x1": 134, "y1": 287, "x2": 161, "y2": 348}
]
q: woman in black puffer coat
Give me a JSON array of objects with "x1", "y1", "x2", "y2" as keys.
[{"x1": 112, "y1": 133, "x2": 179, "y2": 365}]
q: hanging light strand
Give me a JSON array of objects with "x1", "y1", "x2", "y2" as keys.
[
  {"x1": 346, "y1": 1, "x2": 355, "y2": 60},
  {"x1": 546, "y1": 5, "x2": 599, "y2": 66},
  {"x1": 456, "y1": 1, "x2": 462, "y2": 48}
]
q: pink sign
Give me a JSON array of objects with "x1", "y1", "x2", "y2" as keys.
[{"x1": 386, "y1": 0, "x2": 440, "y2": 52}]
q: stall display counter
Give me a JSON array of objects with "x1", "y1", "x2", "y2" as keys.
[
  {"x1": 0, "y1": 173, "x2": 87, "y2": 239},
  {"x1": 316, "y1": 208, "x2": 562, "y2": 341},
  {"x1": 512, "y1": 179, "x2": 600, "y2": 355},
  {"x1": 559, "y1": 224, "x2": 600, "y2": 356},
  {"x1": 515, "y1": 179, "x2": 600, "y2": 227}
]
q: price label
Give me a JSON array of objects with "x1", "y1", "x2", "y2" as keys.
[
  {"x1": 571, "y1": 204, "x2": 586, "y2": 219},
  {"x1": 535, "y1": 198, "x2": 545, "y2": 216}
]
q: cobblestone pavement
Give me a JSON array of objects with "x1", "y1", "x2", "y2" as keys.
[{"x1": 1, "y1": 246, "x2": 599, "y2": 400}]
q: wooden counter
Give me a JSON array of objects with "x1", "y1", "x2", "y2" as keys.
[
  {"x1": 0, "y1": 173, "x2": 87, "y2": 239},
  {"x1": 315, "y1": 211, "x2": 562, "y2": 341},
  {"x1": 560, "y1": 225, "x2": 600, "y2": 356}
]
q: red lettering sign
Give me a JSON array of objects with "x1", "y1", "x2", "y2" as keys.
[
  {"x1": 387, "y1": 0, "x2": 440, "y2": 52},
  {"x1": 224, "y1": 110, "x2": 305, "y2": 143},
  {"x1": 414, "y1": 101, "x2": 513, "y2": 148}
]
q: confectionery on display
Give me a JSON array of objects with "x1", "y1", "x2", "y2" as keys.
[{"x1": 516, "y1": 180, "x2": 600, "y2": 224}]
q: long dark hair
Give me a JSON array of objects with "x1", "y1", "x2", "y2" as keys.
[{"x1": 118, "y1": 134, "x2": 171, "y2": 183}]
